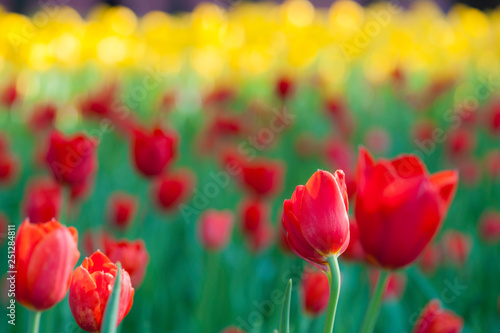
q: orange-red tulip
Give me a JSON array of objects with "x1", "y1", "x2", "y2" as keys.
[
  {"x1": 198, "y1": 209, "x2": 234, "y2": 251},
  {"x1": 412, "y1": 300, "x2": 463, "y2": 333},
  {"x1": 355, "y1": 148, "x2": 458, "y2": 269},
  {"x1": 69, "y1": 251, "x2": 134, "y2": 332},
  {"x1": 15, "y1": 219, "x2": 80, "y2": 310},
  {"x1": 282, "y1": 170, "x2": 350, "y2": 271},
  {"x1": 300, "y1": 267, "x2": 330, "y2": 316}
]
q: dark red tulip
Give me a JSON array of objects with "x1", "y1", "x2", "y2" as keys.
[
  {"x1": 240, "y1": 158, "x2": 284, "y2": 197},
  {"x1": 240, "y1": 198, "x2": 269, "y2": 234},
  {"x1": 355, "y1": 147, "x2": 458, "y2": 269},
  {"x1": 16, "y1": 219, "x2": 80, "y2": 311},
  {"x1": 342, "y1": 217, "x2": 365, "y2": 262},
  {"x1": 198, "y1": 209, "x2": 234, "y2": 251},
  {"x1": 412, "y1": 300, "x2": 463, "y2": 333},
  {"x1": 282, "y1": 170, "x2": 350, "y2": 271},
  {"x1": 300, "y1": 267, "x2": 330, "y2": 316},
  {"x1": 22, "y1": 177, "x2": 61, "y2": 224},
  {"x1": 441, "y1": 230, "x2": 471, "y2": 267},
  {"x1": 275, "y1": 75, "x2": 295, "y2": 100},
  {"x1": 486, "y1": 99, "x2": 500, "y2": 136},
  {"x1": 104, "y1": 237, "x2": 149, "y2": 288},
  {"x1": 131, "y1": 126, "x2": 177, "y2": 177},
  {"x1": 369, "y1": 271, "x2": 406, "y2": 300},
  {"x1": 478, "y1": 210, "x2": 500, "y2": 243},
  {"x1": 446, "y1": 128, "x2": 475, "y2": 158},
  {"x1": 69, "y1": 251, "x2": 134, "y2": 332},
  {"x1": 152, "y1": 168, "x2": 195, "y2": 212},
  {"x1": 419, "y1": 243, "x2": 441, "y2": 274},
  {"x1": 1, "y1": 80, "x2": 18, "y2": 108},
  {"x1": 107, "y1": 192, "x2": 138, "y2": 230},
  {"x1": 29, "y1": 103, "x2": 56, "y2": 132},
  {"x1": 45, "y1": 131, "x2": 97, "y2": 186}
]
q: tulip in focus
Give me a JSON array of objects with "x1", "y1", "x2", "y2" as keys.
[
  {"x1": 107, "y1": 192, "x2": 138, "y2": 230},
  {"x1": 69, "y1": 251, "x2": 134, "y2": 332},
  {"x1": 301, "y1": 267, "x2": 330, "y2": 316},
  {"x1": 15, "y1": 219, "x2": 80, "y2": 310},
  {"x1": 22, "y1": 177, "x2": 61, "y2": 224},
  {"x1": 104, "y1": 238, "x2": 149, "y2": 288},
  {"x1": 198, "y1": 209, "x2": 234, "y2": 251},
  {"x1": 412, "y1": 300, "x2": 463, "y2": 333},
  {"x1": 131, "y1": 126, "x2": 177, "y2": 177},
  {"x1": 152, "y1": 168, "x2": 195, "y2": 212},
  {"x1": 282, "y1": 170, "x2": 350, "y2": 271},
  {"x1": 355, "y1": 147, "x2": 458, "y2": 269}
]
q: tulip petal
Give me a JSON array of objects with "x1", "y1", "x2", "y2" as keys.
[
  {"x1": 299, "y1": 170, "x2": 349, "y2": 256},
  {"x1": 390, "y1": 155, "x2": 428, "y2": 179},
  {"x1": 27, "y1": 227, "x2": 80, "y2": 310},
  {"x1": 429, "y1": 170, "x2": 458, "y2": 210},
  {"x1": 69, "y1": 266, "x2": 100, "y2": 332}
]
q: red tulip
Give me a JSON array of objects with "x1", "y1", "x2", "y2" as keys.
[
  {"x1": 45, "y1": 131, "x2": 97, "y2": 186},
  {"x1": 323, "y1": 138, "x2": 357, "y2": 197},
  {"x1": 412, "y1": 300, "x2": 463, "y2": 333},
  {"x1": 419, "y1": 243, "x2": 441, "y2": 274},
  {"x1": 131, "y1": 126, "x2": 177, "y2": 177},
  {"x1": 412, "y1": 120, "x2": 436, "y2": 143},
  {"x1": 15, "y1": 219, "x2": 80, "y2": 310},
  {"x1": 104, "y1": 238, "x2": 149, "y2": 288},
  {"x1": 220, "y1": 327, "x2": 247, "y2": 333},
  {"x1": 239, "y1": 198, "x2": 274, "y2": 252},
  {"x1": 106, "y1": 192, "x2": 138, "y2": 230},
  {"x1": 0, "y1": 152, "x2": 19, "y2": 186},
  {"x1": 484, "y1": 150, "x2": 500, "y2": 180},
  {"x1": 486, "y1": 99, "x2": 500, "y2": 136},
  {"x1": 457, "y1": 158, "x2": 481, "y2": 186},
  {"x1": 152, "y1": 168, "x2": 195, "y2": 212},
  {"x1": 282, "y1": 170, "x2": 350, "y2": 271},
  {"x1": 300, "y1": 267, "x2": 330, "y2": 316},
  {"x1": 248, "y1": 223, "x2": 274, "y2": 253},
  {"x1": 275, "y1": 75, "x2": 295, "y2": 100},
  {"x1": 342, "y1": 217, "x2": 365, "y2": 262},
  {"x1": 203, "y1": 86, "x2": 235, "y2": 107},
  {"x1": 29, "y1": 103, "x2": 57, "y2": 132},
  {"x1": 1, "y1": 80, "x2": 18, "y2": 108},
  {"x1": 446, "y1": 128, "x2": 475, "y2": 158},
  {"x1": 324, "y1": 96, "x2": 354, "y2": 137},
  {"x1": 364, "y1": 127, "x2": 391, "y2": 155},
  {"x1": 69, "y1": 251, "x2": 134, "y2": 332},
  {"x1": 22, "y1": 177, "x2": 62, "y2": 224},
  {"x1": 240, "y1": 158, "x2": 284, "y2": 197},
  {"x1": 355, "y1": 147, "x2": 458, "y2": 269},
  {"x1": 198, "y1": 209, "x2": 234, "y2": 251},
  {"x1": 441, "y1": 230, "x2": 471, "y2": 267},
  {"x1": 478, "y1": 210, "x2": 500, "y2": 243},
  {"x1": 369, "y1": 271, "x2": 406, "y2": 300}
]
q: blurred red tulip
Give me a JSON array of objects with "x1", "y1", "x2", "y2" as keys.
[
  {"x1": 342, "y1": 217, "x2": 365, "y2": 262},
  {"x1": 203, "y1": 86, "x2": 236, "y2": 107},
  {"x1": 104, "y1": 238, "x2": 149, "y2": 288},
  {"x1": 324, "y1": 96, "x2": 354, "y2": 137},
  {"x1": 486, "y1": 99, "x2": 500, "y2": 136},
  {"x1": 220, "y1": 327, "x2": 246, "y2": 333},
  {"x1": 69, "y1": 251, "x2": 134, "y2": 332},
  {"x1": 355, "y1": 147, "x2": 458, "y2": 269},
  {"x1": 275, "y1": 75, "x2": 295, "y2": 101},
  {"x1": 446, "y1": 128, "x2": 476, "y2": 158},
  {"x1": 107, "y1": 192, "x2": 138, "y2": 230},
  {"x1": 369, "y1": 271, "x2": 406, "y2": 300},
  {"x1": 159, "y1": 90, "x2": 177, "y2": 113},
  {"x1": 152, "y1": 168, "x2": 195, "y2": 212},
  {"x1": 300, "y1": 267, "x2": 330, "y2": 316},
  {"x1": 45, "y1": 131, "x2": 97, "y2": 186},
  {"x1": 412, "y1": 300, "x2": 463, "y2": 333},
  {"x1": 478, "y1": 210, "x2": 500, "y2": 243},
  {"x1": 0, "y1": 213, "x2": 8, "y2": 246},
  {"x1": 248, "y1": 223, "x2": 274, "y2": 253},
  {"x1": 282, "y1": 170, "x2": 350, "y2": 271},
  {"x1": 457, "y1": 158, "x2": 481, "y2": 186},
  {"x1": 1, "y1": 80, "x2": 18, "y2": 108},
  {"x1": 419, "y1": 243, "x2": 441, "y2": 274},
  {"x1": 22, "y1": 177, "x2": 61, "y2": 224},
  {"x1": 441, "y1": 230, "x2": 471, "y2": 267},
  {"x1": 131, "y1": 126, "x2": 177, "y2": 177},
  {"x1": 323, "y1": 138, "x2": 357, "y2": 197},
  {"x1": 412, "y1": 120, "x2": 436, "y2": 143},
  {"x1": 0, "y1": 152, "x2": 19, "y2": 186},
  {"x1": 240, "y1": 198, "x2": 269, "y2": 235},
  {"x1": 198, "y1": 209, "x2": 234, "y2": 251},
  {"x1": 484, "y1": 150, "x2": 500, "y2": 179},
  {"x1": 15, "y1": 219, "x2": 80, "y2": 310},
  {"x1": 364, "y1": 127, "x2": 391, "y2": 155},
  {"x1": 240, "y1": 158, "x2": 283, "y2": 197},
  {"x1": 29, "y1": 103, "x2": 57, "y2": 132}
]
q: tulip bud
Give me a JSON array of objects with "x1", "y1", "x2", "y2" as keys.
[
  {"x1": 412, "y1": 300, "x2": 463, "y2": 333},
  {"x1": 104, "y1": 238, "x2": 149, "y2": 288},
  {"x1": 106, "y1": 192, "x2": 138, "y2": 230},
  {"x1": 446, "y1": 128, "x2": 476, "y2": 159},
  {"x1": 240, "y1": 158, "x2": 284, "y2": 197},
  {"x1": 15, "y1": 219, "x2": 80, "y2": 311},
  {"x1": 282, "y1": 170, "x2": 350, "y2": 271},
  {"x1": 355, "y1": 148, "x2": 458, "y2": 269},
  {"x1": 300, "y1": 267, "x2": 330, "y2": 316},
  {"x1": 29, "y1": 103, "x2": 56, "y2": 132},
  {"x1": 152, "y1": 168, "x2": 195, "y2": 212},
  {"x1": 45, "y1": 131, "x2": 97, "y2": 186},
  {"x1": 22, "y1": 177, "x2": 61, "y2": 224},
  {"x1": 131, "y1": 126, "x2": 177, "y2": 177},
  {"x1": 275, "y1": 75, "x2": 295, "y2": 101},
  {"x1": 69, "y1": 251, "x2": 135, "y2": 332},
  {"x1": 198, "y1": 209, "x2": 234, "y2": 251}
]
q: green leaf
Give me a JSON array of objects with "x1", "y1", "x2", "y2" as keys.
[
  {"x1": 101, "y1": 262, "x2": 123, "y2": 333},
  {"x1": 279, "y1": 279, "x2": 292, "y2": 333}
]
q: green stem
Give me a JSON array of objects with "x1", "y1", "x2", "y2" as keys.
[
  {"x1": 322, "y1": 256, "x2": 341, "y2": 333},
  {"x1": 359, "y1": 270, "x2": 390, "y2": 333},
  {"x1": 28, "y1": 311, "x2": 41, "y2": 333}
]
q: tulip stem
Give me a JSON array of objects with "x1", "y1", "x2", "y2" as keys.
[
  {"x1": 322, "y1": 256, "x2": 341, "y2": 333},
  {"x1": 28, "y1": 311, "x2": 41, "y2": 333},
  {"x1": 359, "y1": 270, "x2": 389, "y2": 333}
]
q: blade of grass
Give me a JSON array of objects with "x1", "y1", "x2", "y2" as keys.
[
  {"x1": 101, "y1": 262, "x2": 123, "y2": 333},
  {"x1": 279, "y1": 279, "x2": 292, "y2": 333}
]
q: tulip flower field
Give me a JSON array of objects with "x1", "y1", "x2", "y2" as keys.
[{"x1": 1, "y1": 1, "x2": 500, "y2": 333}]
